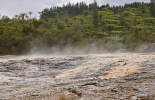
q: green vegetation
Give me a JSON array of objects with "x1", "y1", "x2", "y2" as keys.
[{"x1": 0, "y1": 1, "x2": 155, "y2": 55}]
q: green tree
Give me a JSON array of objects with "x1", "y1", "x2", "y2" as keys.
[
  {"x1": 150, "y1": 0, "x2": 155, "y2": 17},
  {"x1": 28, "y1": 12, "x2": 32, "y2": 19},
  {"x1": 14, "y1": 15, "x2": 19, "y2": 20},
  {"x1": 57, "y1": 21, "x2": 65, "y2": 30},
  {"x1": 92, "y1": 0, "x2": 99, "y2": 28},
  {"x1": 20, "y1": 13, "x2": 26, "y2": 20}
]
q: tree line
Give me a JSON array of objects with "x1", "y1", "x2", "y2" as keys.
[{"x1": 0, "y1": 1, "x2": 155, "y2": 55}]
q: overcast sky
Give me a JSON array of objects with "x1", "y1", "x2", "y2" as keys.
[{"x1": 0, "y1": 0, "x2": 150, "y2": 18}]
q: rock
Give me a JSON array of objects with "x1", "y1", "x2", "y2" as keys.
[
  {"x1": 56, "y1": 93, "x2": 77, "y2": 100},
  {"x1": 68, "y1": 87, "x2": 82, "y2": 97},
  {"x1": 131, "y1": 96, "x2": 137, "y2": 100},
  {"x1": 0, "y1": 53, "x2": 155, "y2": 100},
  {"x1": 111, "y1": 88, "x2": 118, "y2": 93}
]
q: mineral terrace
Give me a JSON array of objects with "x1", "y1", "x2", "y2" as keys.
[{"x1": 0, "y1": 53, "x2": 155, "y2": 100}]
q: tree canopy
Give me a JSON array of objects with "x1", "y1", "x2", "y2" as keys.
[{"x1": 0, "y1": 1, "x2": 155, "y2": 55}]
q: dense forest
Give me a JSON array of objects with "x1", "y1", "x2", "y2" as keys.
[{"x1": 0, "y1": 1, "x2": 155, "y2": 55}]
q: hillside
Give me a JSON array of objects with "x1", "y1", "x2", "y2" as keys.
[{"x1": 0, "y1": 1, "x2": 155, "y2": 55}]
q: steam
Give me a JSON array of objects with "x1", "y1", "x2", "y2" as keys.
[
  {"x1": 28, "y1": 41, "x2": 128, "y2": 56},
  {"x1": 26, "y1": 35, "x2": 155, "y2": 56},
  {"x1": 136, "y1": 43, "x2": 155, "y2": 53}
]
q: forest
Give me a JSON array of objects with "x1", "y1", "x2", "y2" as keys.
[{"x1": 0, "y1": 1, "x2": 155, "y2": 55}]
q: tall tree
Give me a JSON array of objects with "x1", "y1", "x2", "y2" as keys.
[
  {"x1": 26, "y1": 15, "x2": 29, "y2": 20},
  {"x1": 28, "y1": 12, "x2": 32, "y2": 19},
  {"x1": 92, "y1": 0, "x2": 99, "y2": 28},
  {"x1": 14, "y1": 15, "x2": 19, "y2": 20},
  {"x1": 150, "y1": 0, "x2": 155, "y2": 17},
  {"x1": 20, "y1": 13, "x2": 26, "y2": 20},
  {"x1": 38, "y1": 12, "x2": 42, "y2": 19}
]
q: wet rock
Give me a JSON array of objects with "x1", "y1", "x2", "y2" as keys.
[
  {"x1": 0, "y1": 53, "x2": 155, "y2": 100},
  {"x1": 67, "y1": 87, "x2": 82, "y2": 97},
  {"x1": 56, "y1": 93, "x2": 77, "y2": 100},
  {"x1": 131, "y1": 96, "x2": 137, "y2": 100},
  {"x1": 111, "y1": 88, "x2": 118, "y2": 93}
]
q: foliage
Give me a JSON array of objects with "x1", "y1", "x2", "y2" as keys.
[{"x1": 0, "y1": 1, "x2": 155, "y2": 55}]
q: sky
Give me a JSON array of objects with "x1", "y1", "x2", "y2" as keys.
[{"x1": 0, "y1": 0, "x2": 150, "y2": 18}]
